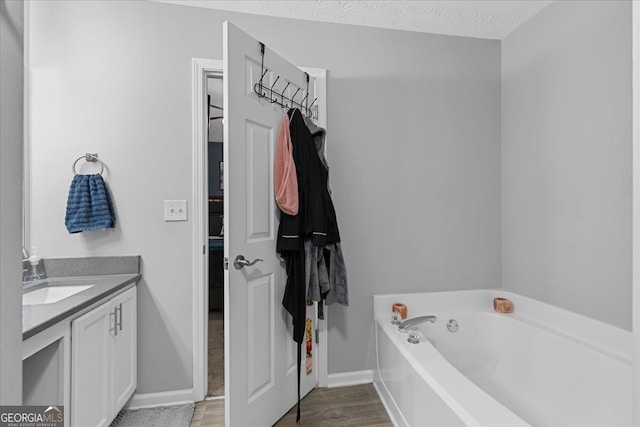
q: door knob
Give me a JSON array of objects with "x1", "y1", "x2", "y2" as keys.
[{"x1": 233, "y1": 255, "x2": 263, "y2": 270}]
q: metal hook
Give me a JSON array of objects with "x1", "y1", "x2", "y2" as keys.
[
  {"x1": 259, "y1": 68, "x2": 269, "y2": 83},
  {"x1": 291, "y1": 88, "x2": 300, "y2": 106},
  {"x1": 269, "y1": 76, "x2": 281, "y2": 104},
  {"x1": 298, "y1": 94, "x2": 309, "y2": 115},
  {"x1": 270, "y1": 76, "x2": 280, "y2": 91},
  {"x1": 280, "y1": 82, "x2": 291, "y2": 107},
  {"x1": 257, "y1": 68, "x2": 269, "y2": 94}
]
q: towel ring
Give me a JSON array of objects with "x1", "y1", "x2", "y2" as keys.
[{"x1": 72, "y1": 153, "x2": 104, "y2": 176}]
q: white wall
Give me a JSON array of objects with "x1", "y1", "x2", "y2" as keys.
[
  {"x1": 0, "y1": 0, "x2": 24, "y2": 405},
  {"x1": 28, "y1": 0, "x2": 208, "y2": 393},
  {"x1": 502, "y1": 0, "x2": 632, "y2": 329},
  {"x1": 28, "y1": 0, "x2": 500, "y2": 393}
]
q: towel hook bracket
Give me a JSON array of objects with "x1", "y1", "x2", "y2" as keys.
[{"x1": 73, "y1": 153, "x2": 104, "y2": 176}]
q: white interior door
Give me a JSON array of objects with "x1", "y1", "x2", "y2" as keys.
[{"x1": 223, "y1": 21, "x2": 316, "y2": 427}]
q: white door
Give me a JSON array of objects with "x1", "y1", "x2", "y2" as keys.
[{"x1": 223, "y1": 21, "x2": 316, "y2": 426}]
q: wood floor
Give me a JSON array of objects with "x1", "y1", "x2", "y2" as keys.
[
  {"x1": 189, "y1": 384, "x2": 392, "y2": 427},
  {"x1": 208, "y1": 311, "x2": 224, "y2": 397},
  {"x1": 190, "y1": 398, "x2": 224, "y2": 427}
]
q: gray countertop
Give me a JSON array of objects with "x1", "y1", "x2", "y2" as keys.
[{"x1": 22, "y1": 273, "x2": 140, "y2": 339}]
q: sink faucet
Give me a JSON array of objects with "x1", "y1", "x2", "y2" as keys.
[
  {"x1": 22, "y1": 247, "x2": 30, "y2": 281},
  {"x1": 398, "y1": 315, "x2": 437, "y2": 332}
]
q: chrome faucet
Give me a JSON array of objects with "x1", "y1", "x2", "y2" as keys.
[
  {"x1": 22, "y1": 247, "x2": 30, "y2": 281},
  {"x1": 398, "y1": 315, "x2": 437, "y2": 332}
]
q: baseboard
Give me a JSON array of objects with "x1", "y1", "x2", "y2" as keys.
[
  {"x1": 327, "y1": 370, "x2": 374, "y2": 388},
  {"x1": 128, "y1": 371, "x2": 372, "y2": 406},
  {"x1": 126, "y1": 388, "x2": 194, "y2": 409}
]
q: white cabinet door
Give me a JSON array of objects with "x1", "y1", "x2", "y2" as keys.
[
  {"x1": 71, "y1": 286, "x2": 137, "y2": 427},
  {"x1": 71, "y1": 301, "x2": 111, "y2": 427},
  {"x1": 110, "y1": 287, "x2": 137, "y2": 419}
]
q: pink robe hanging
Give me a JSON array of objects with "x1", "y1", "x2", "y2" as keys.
[{"x1": 274, "y1": 113, "x2": 299, "y2": 215}]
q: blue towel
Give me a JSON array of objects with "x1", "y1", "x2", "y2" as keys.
[{"x1": 65, "y1": 174, "x2": 116, "y2": 233}]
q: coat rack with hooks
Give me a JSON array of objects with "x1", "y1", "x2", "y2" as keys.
[{"x1": 253, "y1": 42, "x2": 318, "y2": 120}]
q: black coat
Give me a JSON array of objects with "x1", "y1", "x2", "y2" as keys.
[
  {"x1": 277, "y1": 108, "x2": 343, "y2": 422},
  {"x1": 278, "y1": 108, "x2": 340, "y2": 343}
]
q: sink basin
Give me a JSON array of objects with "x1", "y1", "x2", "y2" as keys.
[{"x1": 23, "y1": 285, "x2": 94, "y2": 305}]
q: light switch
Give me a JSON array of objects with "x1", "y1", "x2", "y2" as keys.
[{"x1": 164, "y1": 200, "x2": 188, "y2": 221}]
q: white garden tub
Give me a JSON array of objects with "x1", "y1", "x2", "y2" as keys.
[{"x1": 373, "y1": 290, "x2": 632, "y2": 427}]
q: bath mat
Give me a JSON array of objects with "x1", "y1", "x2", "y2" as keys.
[{"x1": 109, "y1": 403, "x2": 195, "y2": 427}]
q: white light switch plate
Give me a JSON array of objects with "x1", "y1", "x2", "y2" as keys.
[{"x1": 164, "y1": 200, "x2": 188, "y2": 221}]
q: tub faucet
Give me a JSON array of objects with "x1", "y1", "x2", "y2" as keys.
[{"x1": 398, "y1": 315, "x2": 437, "y2": 333}]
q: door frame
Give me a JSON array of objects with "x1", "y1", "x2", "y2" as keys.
[
  {"x1": 191, "y1": 57, "x2": 328, "y2": 401},
  {"x1": 633, "y1": 2, "x2": 640, "y2": 423}
]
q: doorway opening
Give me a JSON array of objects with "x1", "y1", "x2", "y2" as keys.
[{"x1": 206, "y1": 75, "x2": 225, "y2": 399}]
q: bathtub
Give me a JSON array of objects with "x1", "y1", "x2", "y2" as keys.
[{"x1": 373, "y1": 290, "x2": 633, "y2": 427}]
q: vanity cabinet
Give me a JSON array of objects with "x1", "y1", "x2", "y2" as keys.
[{"x1": 71, "y1": 286, "x2": 136, "y2": 427}]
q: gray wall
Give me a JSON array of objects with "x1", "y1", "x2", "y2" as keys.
[
  {"x1": 0, "y1": 0, "x2": 24, "y2": 404},
  {"x1": 28, "y1": 0, "x2": 500, "y2": 393},
  {"x1": 502, "y1": 0, "x2": 632, "y2": 329}
]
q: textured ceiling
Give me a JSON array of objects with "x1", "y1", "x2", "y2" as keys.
[{"x1": 154, "y1": 0, "x2": 553, "y2": 40}]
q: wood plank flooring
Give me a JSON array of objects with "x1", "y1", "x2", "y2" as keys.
[
  {"x1": 190, "y1": 398, "x2": 224, "y2": 427},
  {"x1": 208, "y1": 311, "x2": 224, "y2": 397},
  {"x1": 189, "y1": 384, "x2": 392, "y2": 427}
]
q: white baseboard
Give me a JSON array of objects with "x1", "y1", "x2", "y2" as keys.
[
  {"x1": 127, "y1": 371, "x2": 372, "y2": 407},
  {"x1": 327, "y1": 370, "x2": 374, "y2": 388},
  {"x1": 126, "y1": 388, "x2": 194, "y2": 409}
]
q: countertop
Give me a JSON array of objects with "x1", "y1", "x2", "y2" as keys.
[{"x1": 23, "y1": 273, "x2": 141, "y2": 340}]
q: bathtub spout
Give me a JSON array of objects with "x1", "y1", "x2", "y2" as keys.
[{"x1": 398, "y1": 315, "x2": 437, "y2": 332}]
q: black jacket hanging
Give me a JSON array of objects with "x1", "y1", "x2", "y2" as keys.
[
  {"x1": 279, "y1": 108, "x2": 343, "y2": 334},
  {"x1": 277, "y1": 108, "x2": 341, "y2": 422}
]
